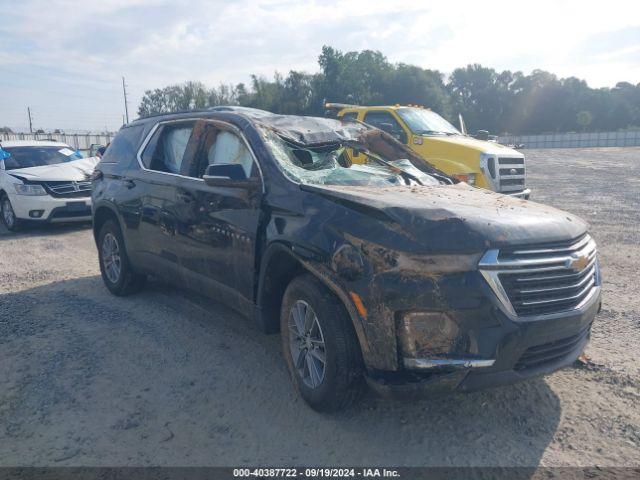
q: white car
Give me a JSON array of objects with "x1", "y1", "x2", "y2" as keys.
[{"x1": 0, "y1": 140, "x2": 99, "y2": 231}]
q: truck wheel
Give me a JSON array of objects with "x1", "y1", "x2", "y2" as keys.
[
  {"x1": 98, "y1": 220, "x2": 146, "y2": 296},
  {"x1": 280, "y1": 274, "x2": 364, "y2": 412},
  {"x1": 1, "y1": 194, "x2": 22, "y2": 232}
]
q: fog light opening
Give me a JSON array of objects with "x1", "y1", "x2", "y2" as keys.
[
  {"x1": 29, "y1": 210, "x2": 44, "y2": 218},
  {"x1": 397, "y1": 311, "x2": 463, "y2": 359}
]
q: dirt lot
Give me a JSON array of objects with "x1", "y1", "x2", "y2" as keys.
[{"x1": 0, "y1": 147, "x2": 639, "y2": 467}]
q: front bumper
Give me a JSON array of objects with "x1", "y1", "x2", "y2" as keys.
[
  {"x1": 366, "y1": 287, "x2": 600, "y2": 399},
  {"x1": 9, "y1": 192, "x2": 92, "y2": 223}
]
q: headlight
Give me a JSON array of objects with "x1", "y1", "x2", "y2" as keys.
[{"x1": 14, "y1": 184, "x2": 47, "y2": 196}]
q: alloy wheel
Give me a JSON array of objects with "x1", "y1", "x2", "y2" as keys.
[
  {"x1": 2, "y1": 198, "x2": 15, "y2": 229},
  {"x1": 101, "y1": 232, "x2": 122, "y2": 284},
  {"x1": 288, "y1": 300, "x2": 327, "y2": 389}
]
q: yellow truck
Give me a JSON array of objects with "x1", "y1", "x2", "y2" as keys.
[{"x1": 326, "y1": 103, "x2": 530, "y2": 198}]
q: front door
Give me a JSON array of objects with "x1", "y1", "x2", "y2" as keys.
[{"x1": 172, "y1": 120, "x2": 263, "y2": 314}]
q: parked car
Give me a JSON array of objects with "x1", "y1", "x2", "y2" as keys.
[
  {"x1": 91, "y1": 107, "x2": 600, "y2": 411},
  {"x1": 326, "y1": 103, "x2": 530, "y2": 198},
  {"x1": 0, "y1": 140, "x2": 98, "y2": 231}
]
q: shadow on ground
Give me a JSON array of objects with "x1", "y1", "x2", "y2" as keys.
[
  {"x1": 0, "y1": 221, "x2": 92, "y2": 240},
  {"x1": 0, "y1": 276, "x2": 561, "y2": 467}
]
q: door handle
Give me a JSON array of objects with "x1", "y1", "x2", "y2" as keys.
[{"x1": 123, "y1": 179, "x2": 136, "y2": 189}]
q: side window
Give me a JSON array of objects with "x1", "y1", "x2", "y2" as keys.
[
  {"x1": 141, "y1": 122, "x2": 195, "y2": 174},
  {"x1": 341, "y1": 112, "x2": 358, "y2": 121},
  {"x1": 101, "y1": 124, "x2": 144, "y2": 164},
  {"x1": 363, "y1": 111, "x2": 407, "y2": 143},
  {"x1": 197, "y1": 128, "x2": 256, "y2": 179},
  {"x1": 363, "y1": 111, "x2": 402, "y2": 131}
]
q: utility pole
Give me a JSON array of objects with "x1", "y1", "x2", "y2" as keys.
[
  {"x1": 28, "y1": 107, "x2": 33, "y2": 133},
  {"x1": 122, "y1": 76, "x2": 130, "y2": 124}
]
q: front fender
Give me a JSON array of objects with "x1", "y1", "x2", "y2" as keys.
[{"x1": 256, "y1": 241, "x2": 377, "y2": 368}]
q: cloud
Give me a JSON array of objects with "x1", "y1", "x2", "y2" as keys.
[{"x1": 0, "y1": 0, "x2": 638, "y2": 131}]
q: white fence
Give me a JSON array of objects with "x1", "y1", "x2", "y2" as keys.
[
  {"x1": 1, "y1": 131, "x2": 116, "y2": 153},
  {"x1": 498, "y1": 130, "x2": 640, "y2": 149}
]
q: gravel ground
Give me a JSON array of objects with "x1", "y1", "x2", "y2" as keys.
[{"x1": 0, "y1": 147, "x2": 639, "y2": 467}]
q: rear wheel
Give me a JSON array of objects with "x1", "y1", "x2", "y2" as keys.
[
  {"x1": 98, "y1": 220, "x2": 146, "y2": 296},
  {"x1": 1, "y1": 194, "x2": 21, "y2": 232},
  {"x1": 280, "y1": 274, "x2": 364, "y2": 412}
]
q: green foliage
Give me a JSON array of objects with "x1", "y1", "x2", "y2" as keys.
[
  {"x1": 577, "y1": 111, "x2": 593, "y2": 129},
  {"x1": 137, "y1": 46, "x2": 640, "y2": 135}
]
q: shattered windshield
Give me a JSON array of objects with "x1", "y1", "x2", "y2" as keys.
[
  {"x1": 259, "y1": 120, "x2": 441, "y2": 187},
  {"x1": 397, "y1": 108, "x2": 460, "y2": 136}
]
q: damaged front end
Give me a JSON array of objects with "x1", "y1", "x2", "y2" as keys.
[
  {"x1": 251, "y1": 111, "x2": 600, "y2": 398},
  {"x1": 325, "y1": 238, "x2": 505, "y2": 397}
]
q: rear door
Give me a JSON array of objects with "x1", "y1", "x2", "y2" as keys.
[
  {"x1": 123, "y1": 120, "x2": 197, "y2": 280},
  {"x1": 171, "y1": 119, "x2": 264, "y2": 314}
]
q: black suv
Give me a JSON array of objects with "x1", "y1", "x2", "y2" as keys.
[{"x1": 92, "y1": 107, "x2": 601, "y2": 411}]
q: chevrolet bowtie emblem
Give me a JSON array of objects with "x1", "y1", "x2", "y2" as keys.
[{"x1": 566, "y1": 253, "x2": 589, "y2": 272}]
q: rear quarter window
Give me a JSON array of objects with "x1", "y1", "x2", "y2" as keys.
[{"x1": 101, "y1": 124, "x2": 145, "y2": 164}]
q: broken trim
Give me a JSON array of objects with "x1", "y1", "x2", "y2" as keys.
[{"x1": 404, "y1": 358, "x2": 495, "y2": 369}]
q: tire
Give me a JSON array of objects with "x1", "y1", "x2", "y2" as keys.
[
  {"x1": 280, "y1": 274, "x2": 364, "y2": 412},
  {"x1": 1, "y1": 194, "x2": 22, "y2": 232},
  {"x1": 98, "y1": 219, "x2": 146, "y2": 296}
]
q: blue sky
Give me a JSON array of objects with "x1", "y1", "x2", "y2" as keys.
[{"x1": 1, "y1": 0, "x2": 639, "y2": 132}]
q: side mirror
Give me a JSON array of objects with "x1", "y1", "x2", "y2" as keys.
[
  {"x1": 475, "y1": 130, "x2": 489, "y2": 141},
  {"x1": 203, "y1": 163, "x2": 260, "y2": 189}
]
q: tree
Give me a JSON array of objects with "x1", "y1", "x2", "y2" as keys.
[
  {"x1": 136, "y1": 46, "x2": 640, "y2": 134},
  {"x1": 577, "y1": 111, "x2": 593, "y2": 131}
]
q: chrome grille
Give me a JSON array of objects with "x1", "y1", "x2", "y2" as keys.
[
  {"x1": 479, "y1": 234, "x2": 599, "y2": 317},
  {"x1": 497, "y1": 156, "x2": 526, "y2": 193},
  {"x1": 43, "y1": 181, "x2": 92, "y2": 198}
]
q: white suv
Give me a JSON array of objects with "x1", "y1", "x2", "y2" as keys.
[{"x1": 0, "y1": 140, "x2": 99, "y2": 231}]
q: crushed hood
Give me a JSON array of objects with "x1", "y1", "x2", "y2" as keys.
[
  {"x1": 7, "y1": 157, "x2": 99, "y2": 182},
  {"x1": 304, "y1": 183, "x2": 587, "y2": 252}
]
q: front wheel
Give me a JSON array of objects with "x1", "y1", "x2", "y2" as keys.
[
  {"x1": 280, "y1": 274, "x2": 364, "y2": 412},
  {"x1": 98, "y1": 220, "x2": 146, "y2": 296},
  {"x1": 1, "y1": 194, "x2": 22, "y2": 232}
]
